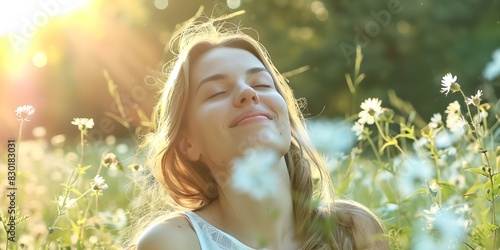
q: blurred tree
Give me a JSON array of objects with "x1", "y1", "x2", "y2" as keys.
[{"x1": 230, "y1": 0, "x2": 500, "y2": 120}]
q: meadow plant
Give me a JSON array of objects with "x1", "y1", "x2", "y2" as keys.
[
  {"x1": 0, "y1": 72, "x2": 148, "y2": 249},
  {"x1": 0, "y1": 105, "x2": 34, "y2": 249},
  {"x1": 1, "y1": 39, "x2": 499, "y2": 250},
  {"x1": 342, "y1": 48, "x2": 500, "y2": 249}
]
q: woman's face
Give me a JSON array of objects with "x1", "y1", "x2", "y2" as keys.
[{"x1": 180, "y1": 47, "x2": 291, "y2": 170}]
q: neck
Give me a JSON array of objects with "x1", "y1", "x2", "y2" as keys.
[{"x1": 210, "y1": 157, "x2": 297, "y2": 249}]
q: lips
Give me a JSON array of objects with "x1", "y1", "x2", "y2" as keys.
[{"x1": 230, "y1": 110, "x2": 273, "y2": 127}]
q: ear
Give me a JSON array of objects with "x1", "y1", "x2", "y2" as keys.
[{"x1": 177, "y1": 131, "x2": 201, "y2": 162}]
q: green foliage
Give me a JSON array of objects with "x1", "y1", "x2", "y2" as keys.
[
  {"x1": 340, "y1": 48, "x2": 500, "y2": 249},
  {"x1": 232, "y1": 0, "x2": 500, "y2": 119}
]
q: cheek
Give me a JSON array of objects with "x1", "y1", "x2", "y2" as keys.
[
  {"x1": 270, "y1": 93, "x2": 289, "y2": 121},
  {"x1": 267, "y1": 94, "x2": 292, "y2": 145},
  {"x1": 195, "y1": 102, "x2": 227, "y2": 126},
  {"x1": 190, "y1": 103, "x2": 228, "y2": 143}
]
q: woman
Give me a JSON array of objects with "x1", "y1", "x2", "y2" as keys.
[{"x1": 128, "y1": 17, "x2": 388, "y2": 250}]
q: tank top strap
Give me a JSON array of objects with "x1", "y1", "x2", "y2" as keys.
[{"x1": 183, "y1": 211, "x2": 256, "y2": 250}]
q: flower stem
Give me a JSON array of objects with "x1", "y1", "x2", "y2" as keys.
[
  {"x1": 78, "y1": 130, "x2": 86, "y2": 178},
  {"x1": 384, "y1": 122, "x2": 392, "y2": 160},
  {"x1": 40, "y1": 130, "x2": 87, "y2": 248},
  {"x1": 78, "y1": 160, "x2": 104, "y2": 241},
  {"x1": 367, "y1": 136, "x2": 381, "y2": 162},
  {"x1": 488, "y1": 169, "x2": 497, "y2": 249},
  {"x1": 15, "y1": 120, "x2": 24, "y2": 175},
  {"x1": 37, "y1": 215, "x2": 60, "y2": 250},
  {"x1": 78, "y1": 190, "x2": 95, "y2": 242},
  {"x1": 38, "y1": 188, "x2": 92, "y2": 249},
  {"x1": 374, "y1": 120, "x2": 389, "y2": 142},
  {"x1": 428, "y1": 133, "x2": 443, "y2": 205},
  {"x1": 459, "y1": 90, "x2": 476, "y2": 131},
  {"x1": 460, "y1": 90, "x2": 497, "y2": 247}
]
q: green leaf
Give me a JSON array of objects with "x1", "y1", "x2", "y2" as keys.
[
  {"x1": 16, "y1": 214, "x2": 29, "y2": 225},
  {"x1": 494, "y1": 99, "x2": 500, "y2": 116},
  {"x1": 402, "y1": 188, "x2": 427, "y2": 201},
  {"x1": 465, "y1": 183, "x2": 482, "y2": 196},
  {"x1": 282, "y1": 65, "x2": 310, "y2": 78},
  {"x1": 463, "y1": 193, "x2": 488, "y2": 199},
  {"x1": 378, "y1": 177, "x2": 397, "y2": 203},
  {"x1": 77, "y1": 218, "x2": 87, "y2": 226},
  {"x1": 345, "y1": 73, "x2": 355, "y2": 94},
  {"x1": 336, "y1": 170, "x2": 356, "y2": 194},
  {"x1": 476, "y1": 223, "x2": 499, "y2": 232},
  {"x1": 380, "y1": 137, "x2": 398, "y2": 153},
  {"x1": 373, "y1": 160, "x2": 392, "y2": 173},
  {"x1": 493, "y1": 174, "x2": 500, "y2": 196},
  {"x1": 437, "y1": 181, "x2": 461, "y2": 195},
  {"x1": 356, "y1": 73, "x2": 366, "y2": 85},
  {"x1": 70, "y1": 219, "x2": 80, "y2": 234},
  {"x1": 105, "y1": 111, "x2": 131, "y2": 129},
  {"x1": 70, "y1": 188, "x2": 83, "y2": 196},
  {"x1": 465, "y1": 167, "x2": 489, "y2": 178},
  {"x1": 396, "y1": 123, "x2": 416, "y2": 140},
  {"x1": 77, "y1": 164, "x2": 92, "y2": 175}
]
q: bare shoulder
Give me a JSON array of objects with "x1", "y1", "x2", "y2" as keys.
[{"x1": 137, "y1": 214, "x2": 201, "y2": 250}]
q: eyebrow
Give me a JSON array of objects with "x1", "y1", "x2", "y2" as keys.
[{"x1": 196, "y1": 67, "x2": 270, "y2": 93}]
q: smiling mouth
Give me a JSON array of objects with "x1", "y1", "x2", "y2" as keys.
[
  {"x1": 234, "y1": 115, "x2": 270, "y2": 126},
  {"x1": 230, "y1": 112, "x2": 273, "y2": 127}
]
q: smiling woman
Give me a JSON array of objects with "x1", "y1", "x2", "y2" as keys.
[{"x1": 122, "y1": 16, "x2": 389, "y2": 250}]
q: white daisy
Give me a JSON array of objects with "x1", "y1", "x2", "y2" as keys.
[
  {"x1": 434, "y1": 130, "x2": 461, "y2": 149},
  {"x1": 429, "y1": 113, "x2": 442, "y2": 129},
  {"x1": 413, "y1": 137, "x2": 429, "y2": 152},
  {"x1": 71, "y1": 118, "x2": 95, "y2": 131},
  {"x1": 446, "y1": 146, "x2": 457, "y2": 156},
  {"x1": 15, "y1": 105, "x2": 35, "y2": 121},
  {"x1": 231, "y1": 149, "x2": 279, "y2": 200},
  {"x1": 448, "y1": 174, "x2": 466, "y2": 190},
  {"x1": 358, "y1": 98, "x2": 382, "y2": 125},
  {"x1": 92, "y1": 175, "x2": 109, "y2": 190},
  {"x1": 445, "y1": 101, "x2": 461, "y2": 115},
  {"x1": 57, "y1": 195, "x2": 77, "y2": 211},
  {"x1": 99, "y1": 208, "x2": 128, "y2": 229},
  {"x1": 465, "y1": 90, "x2": 483, "y2": 106},
  {"x1": 445, "y1": 101, "x2": 462, "y2": 132},
  {"x1": 413, "y1": 209, "x2": 463, "y2": 250},
  {"x1": 423, "y1": 204, "x2": 441, "y2": 223},
  {"x1": 473, "y1": 110, "x2": 488, "y2": 125},
  {"x1": 456, "y1": 116, "x2": 467, "y2": 134},
  {"x1": 432, "y1": 209, "x2": 464, "y2": 249},
  {"x1": 103, "y1": 153, "x2": 118, "y2": 167},
  {"x1": 351, "y1": 121, "x2": 365, "y2": 141},
  {"x1": 397, "y1": 154, "x2": 434, "y2": 197},
  {"x1": 455, "y1": 204, "x2": 470, "y2": 214},
  {"x1": 307, "y1": 119, "x2": 356, "y2": 155},
  {"x1": 440, "y1": 73, "x2": 457, "y2": 95}
]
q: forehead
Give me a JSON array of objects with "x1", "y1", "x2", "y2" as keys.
[{"x1": 190, "y1": 47, "x2": 265, "y2": 81}]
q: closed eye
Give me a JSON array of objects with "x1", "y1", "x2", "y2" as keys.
[
  {"x1": 207, "y1": 91, "x2": 227, "y2": 100},
  {"x1": 252, "y1": 84, "x2": 272, "y2": 89}
]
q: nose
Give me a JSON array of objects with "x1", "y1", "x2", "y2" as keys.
[{"x1": 234, "y1": 84, "x2": 259, "y2": 107}]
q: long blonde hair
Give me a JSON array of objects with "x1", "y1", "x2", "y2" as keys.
[{"x1": 122, "y1": 17, "x2": 388, "y2": 250}]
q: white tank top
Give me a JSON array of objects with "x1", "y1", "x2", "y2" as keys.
[{"x1": 184, "y1": 211, "x2": 257, "y2": 250}]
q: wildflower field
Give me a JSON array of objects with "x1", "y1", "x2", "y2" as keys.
[{"x1": 1, "y1": 45, "x2": 500, "y2": 249}]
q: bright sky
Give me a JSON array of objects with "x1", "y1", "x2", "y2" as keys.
[{"x1": 0, "y1": 0, "x2": 89, "y2": 35}]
